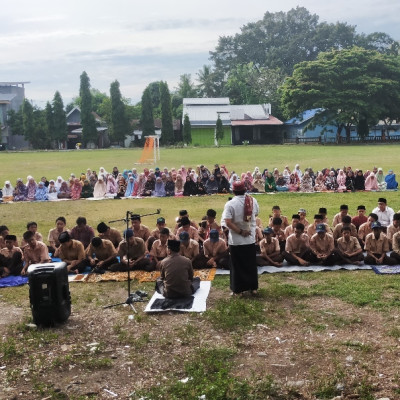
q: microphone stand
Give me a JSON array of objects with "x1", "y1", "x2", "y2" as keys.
[{"x1": 103, "y1": 209, "x2": 161, "y2": 311}]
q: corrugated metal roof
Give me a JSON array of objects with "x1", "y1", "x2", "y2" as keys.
[
  {"x1": 183, "y1": 103, "x2": 231, "y2": 125},
  {"x1": 183, "y1": 98, "x2": 229, "y2": 105},
  {"x1": 285, "y1": 108, "x2": 324, "y2": 125},
  {"x1": 231, "y1": 116, "x2": 283, "y2": 126},
  {"x1": 230, "y1": 104, "x2": 270, "y2": 120}
]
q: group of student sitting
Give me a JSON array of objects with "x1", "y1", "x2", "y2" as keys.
[
  {"x1": 1, "y1": 164, "x2": 398, "y2": 203},
  {"x1": 1, "y1": 196, "x2": 399, "y2": 278}
]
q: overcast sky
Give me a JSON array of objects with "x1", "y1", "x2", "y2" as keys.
[{"x1": 2, "y1": 0, "x2": 399, "y2": 107}]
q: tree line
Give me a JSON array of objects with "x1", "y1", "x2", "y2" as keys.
[{"x1": 7, "y1": 6, "x2": 400, "y2": 148}]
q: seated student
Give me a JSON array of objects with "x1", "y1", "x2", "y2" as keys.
[
  {"x1": 21, "y1": 231, "x2": 51, "y2": 275},
  {"x1": 54, "y1": 232, "x2": 86, "y2": 273},
  {"x1": 2, "y1": 181, "x2": 14, "y2": 202},
  {"x1": 336, "y1": 226, "x2": 364, "y2": 265},
  {"x1": 111, "y1": 229, "x2": 153, "y2": 272},
  {"x1": 309, "y1": 224, "x2": 338, "y2": 266},
  {"x1": 386, "y1": 213, "x2": 400, "y2": 248},
  {"x1": 358, "y1": 213, "x2": 378, "y2": 249},
  {"x1": 80, "y1": 180, "x2": 94, "y2": 198},
  {"x1": 148, "y1": 217, "x2": 175, "y2": 249},
  {"x1": 179, "y1": 231, "x2": 200, "y2": 263},
  {"x1": 48, "y1": 216, "x2": 69, "y2": 254},
  {"x1": 85, "y1": 237, "x2": 119, "y2": 272},
  {"x1": 97, "y1": 222, "x2": 122, "y2": 249},
  {"x1": 149, "y1": 228, "x2": 170, "y2": 270},
  {"x1": 307, "y1": 214, "x2": 331, "y2": 237},
  {"x1": 20, "y1": 221, "x2": 44, "y2": 248},
  {"x1": 389, "y1": 231, "x2": 400, "y2": 264},
  {"x1": 318, "y1": 207, "x2": 329, "y2": 224},
  {"x1": 283, "y1": 223, "x2": 311, "y2": 266},
  {"x1": 176, "y1": 217, "x2": 200, "y2": 242},
  {"x1": 0, "y1": 226, "x2": 12, "y2": 249},
  {"x1": 298, "y1": 208, "x2": 309, "y2": 229},
  {"x1": 257, "y1": 227, "x2": 283, "y2": 267},
  {"x1": 174, "y1": 210, "x2": 198, "y2": 234},
  {"x1": 351, "y1": 205, "x2": 368, "y2": 231},
  {"x1": 332, "y1": 215, "x2": 358, "y2": 242},
  {"x1": 270, "y1": 217, "x2": 286, "y2": 253},
  {"x1": 70, "y1": 217, "x2": 95, "y2": 249},
  {"x1": 364, "y1": 222, "x2": 395, "y2": 265},
  {"x1": 0, "y1": 235, "x2": 24, "y2": 277},
  {"x1": 268, "y1": 206, "x2": 289, "y2": 229},
  {"x1": 385, "y1": 169, "x2": 398, "y2": 190},
  {"x1": 332, "y1": 204, "x2": 349, "y2": 227},
  {"x1": 198, "y1": 209, "x2": 223, "y2": 240},
  {"x1": 130, "y1": 214, "x2": 151, "y2": 242},
  {"x1": 284, "y1": 215, "x2": 301, "y2": 239},
  {"x1": 155, "y1": 239, "x2": 200, "y2": 299},
  {"x1": 200, "y1": 229, "x2": 229, "y2": 269}
]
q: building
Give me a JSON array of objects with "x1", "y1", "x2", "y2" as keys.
[
  {"x1": 0, "y1": 81, "x2": 30, "y2": 149},
  {"x1": 182, "y1": 98, "x2": 283, "y2": 145}
]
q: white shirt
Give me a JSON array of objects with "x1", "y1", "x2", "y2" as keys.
[
  {"x1": 222, "y1": 195, "x2": 259, "y2": 246},
  {"x1": 371, "y1": 206, "x2": 394, "y2": 227}
]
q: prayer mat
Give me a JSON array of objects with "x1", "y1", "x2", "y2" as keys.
[
  {"x1": 145, "y1": 281, "x2": 211, "y2": 313},
  {"x1": 136, "y1": 268, "x2": 216, "y2": 283},
  {"x1": 372, "y1": 265, "x2": 400, "y2": 275},
  {"x1": 216, "y1": 264, "x2": 372, "y2": 275}
]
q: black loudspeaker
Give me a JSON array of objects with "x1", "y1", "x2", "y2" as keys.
[{"x1": 28, "y1": 262, "x2": 71, "y2": 326}]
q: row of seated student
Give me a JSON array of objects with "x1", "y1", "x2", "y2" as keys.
[{"x1": 1, "y1": 201, "x2": 400, "y2": 277}]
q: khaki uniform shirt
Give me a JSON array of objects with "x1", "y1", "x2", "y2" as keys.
[
  {"x1": 392, "y1": 231, "x2": 400, "y2": 254},
  {"x1": 133, "y1": 224, "x2": 151, "y2": 242},
  {"x1": 386, "y1": 224, "x2": 400, "y2": 241},
  {"x1": 160, "y1": 253, "x2": 194, "y2": 298},
  {"x1": 365, "y1": 233, "x2": 390, "y2": 254},
  {"x1": 150, "y1": 240, "x2": 168, "y2": 259},
  {"x1": 23, "y1": 241, "x2": 51, "y2": 266},
  {"x1": 21, "y1": 232, "x2": 44, "y2": 248},
  {"x1": 332, "y1": 223, "x2": 358, "y2": 241},
  {"x1": 55, "y1": 240, "x2": 85, "y2": 262},
  {"x1": 203, "y1": 238, "x2": 227, "y2": 258},
  {"x1": 0, "y1": 246, "x2": 23, "y2": 258},
  {"x1": 284, "y1": 225, "x2": 296, "y2": 239},
  {"x1": 180, "y1": 239, "x2": 199, "y2": 260},
  {"x1": 99, "y1": 228, "x2": 123, "y2": 248},
  {"x1": 86, "y1": 239, "x2": 117, "y2": 260},
  {"x1": 48, "y1": 228, "x2": 69, "y2": 247},
  {"x1": 176, "y1": 226, "x2": 200, "y2": 242},
  {"x1": 150, "y1": 227, "x2": 175, "y2": 240},
  {"x1": 285, "y1": 233, "x2": 309, "y2": 254},
  {"x1": 310, "y1": 233, "x2": 334, "y2": 254},
  {"x1": 337, "y1": 236, "x2": 361, "y2": 253},
  {"x1": 307, "y1": 223, "x2": 331, "y2": 237},
  {"x1": 117, "y1": 238, "x2": 146, "y2": 260},
  {"x1": 260, "y1": 237, "x2": 280, "y2": 256},
  {"x1": 358, "y1": 222, "x2": 372, "y2": 241}
]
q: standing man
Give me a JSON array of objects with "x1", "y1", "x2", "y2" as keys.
[
  {"x1": 372, "y1": 198, "x2": 395, "y2": 232},
  {"x1": 223, "y1": 181, "x2": 259, "y2": 295}
]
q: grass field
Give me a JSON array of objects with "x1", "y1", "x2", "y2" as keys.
[{"x1": 1, "y1": 145, "x2": 400, "y2": 399}]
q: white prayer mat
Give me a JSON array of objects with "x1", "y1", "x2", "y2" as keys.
[
  {"x1": 144, "y1": 281, "x2": 211, "y2": 313},
  {"x1": 216, "y1": 264, "x2": 372, "y2": 275}
]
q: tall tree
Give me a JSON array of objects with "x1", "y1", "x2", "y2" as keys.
[
  {"x1": 79, "y1": 71, "x2": 98, "y2": 146},
  {"x1": 110, "y1": 80, "x2": 130, "y2": 146},
  {"x1": 45, "y1": 101, "x2": 54, "y2": 146},
  {"x1": 22, "y1": 99, "x2": 34, "y2": 144},
  {"x1": 7, "y1": 109, "x2": 24, "y2": 136},
  {"x1": 182, "y1": 113, "x2": 192, "y2": 145},
  {"x1": 52, "y1": 91, "x2": 67, "y2": 148},
  {"x1": 197, "y1": 65, "x2": 221, "y2": 97},
  {"x1": 159, "y1": 81, "x2": 174, "y2": 145},
  {"x1": 280, "y1": 47, "x2": 400, "y2": 141},
  {"x1": 140, "y1": 87, "x2": 155, "y2": 136},
  {"x1": 215, "y1": 113, "x2": 224, "y2": 146},
  {"x1": 175, "y1": 74, "x2": 198, "y2": 98}
]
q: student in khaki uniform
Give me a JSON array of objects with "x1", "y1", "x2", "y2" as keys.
[
  {"x1": 386, "y1": 213, "x2": 400, "y2": 248},
  {"x1": 364, "y1": 222, "x2": 395, "y2": 265},
  {"x1": 85, "y1": 237, "x2": 118, "y2": 271},
  {"x1": 283, "y1": 223, "x2": 311, "y2": 266},
  {"x1": 97, "y1": 222, "x2": 122, "y2": 249},
  {"x1": 257, "y1": 228, "x2": 283, "y2": 267},
  {"x1": 332, "y1": 215, "x2": 358, "y2": 242},
  {"x1": 21, "y1": 231, "x2": 51, "y2": 275},
  {"x1": 332, "y1": 204, "x2": 350, "y2": 227},
  {"x1": 358, "y1": 213, "x2": 378, "y2": 249},
  {"x1": 389, "y1": 231, "x2": 400, "y2": 264},
  {"x1": 130, "y1": 214, "x2": 151, "y2": 242},
  {"x1": 336, "y1": 226, "x2": 364, "y2": 265},
  {"x1": 202, "y1": 229, "x2": 229, "y2": 269},
  {"x1": 55, "y1": 231, "x2": 86, "y2": 273},
  {"x1": 284, "y1": 215, "x2": 301, "y2": 239},
  {"x1": 149, "y1": 228, "x2": 170, "y2": 270},
  {"x1": 309, "y1": 224, "x2": 338, "y2": 266},
  {"x1": 0, "y1": 235, "x2": 23, "y2": 277},
  {"x1": 307, "y1": 214, "x2": 331, "y2": 237}
]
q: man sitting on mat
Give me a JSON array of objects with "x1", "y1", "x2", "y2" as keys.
[
  {"x1": 364, "y1": 222, "x2": 396, "y2": 266},
  {"x1": 0, "y1": 235, "x2": 23, "y2": 277},
  {"x1": 156, "y1": 239, "x2": 200, "y2": 298},
  {"x1": 54, "y1": 232, "x2": 87, "y2": 273},
  {"x1": 336, "y1": 226, "x2": 364, "y2": 265}
]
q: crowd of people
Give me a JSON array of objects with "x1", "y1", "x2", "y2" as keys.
[{"x1": 1, "y1": 164, "x2": 398, "y2": 202}]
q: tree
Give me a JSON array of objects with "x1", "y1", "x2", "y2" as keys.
[
  {"x1": 280, "y1": 47, "x2": 400, "y2": 141},
  {"x1": 215, "y1": 113, "x2": 224, "y2": 146},
  {"x1": 45, "y1": 101, "x2": 54, "y2": 147},
  {"x1": 22, "y1": 99, "x2": 34, "y2": 144},
  {"x1": 110, "y1": 80, "x2": 130, "y2": 146},
  {"x1": 7, "y1": 109, "x2": 24, "y2": 136},
  {"x1": 140, "y1": 87, "x2": 155, "y2": 136},
  {"x1": 182, "y1": 113, "x2": 192, "y2": 145},
  {"x1": 79, "y1": 71, "x2": 98, "y2": 146},
  {"x1": 197, "y1": 65, "x2": 221, "y2": 97},
  {"x1": 159, "y1": 81, "x2": 174, "y2": 145},
  {"x1": 175, "y1": 74, "x2": 198, "y2": 98},
  {"x1": 52, "y1": 91, "x2": 67, "y2": 148}
]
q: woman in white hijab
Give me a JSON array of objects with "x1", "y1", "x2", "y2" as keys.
[
  {"x1": 2, "y1": 181, "x2": 14, "y2": 202},
  {"x1": 93, "y1": 175, "x2": 107, "y2": 198},
  {"x1": 55, "y1": 176, "x2": 63, "y2": 191}
]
